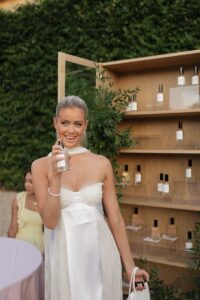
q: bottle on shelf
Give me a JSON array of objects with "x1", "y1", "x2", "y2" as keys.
[
  {"x1": 135, "y1": 164, "x2": 142, "y2": 185},
  {"x1": 167, "y1": 217, "x2": 177, "y2": 238},
  {"x1": 192, "y1": 66, "x2": 199, "y2": 85},
  {"x1": 156, "y1": 84, "x2": 164, "y2": 105},
  {"x1": 176, "y1": 121, "x2": 184, "y2": 141},
  {"x1": 185, "y1": 231, "x2": 193, "y2": 252},
  {"x1": 157, "y1": 173, "x2": 164, "y2": 193},
  {"x1": 132, "y1": 207, "x2": 140, "y2": 227},
  {"x1": 177, "y1": 66, "x2": 185, "y2": 86},
  {"x1": 129, "y1": 93, "x2": 137, "y2": 111},
  {"x1": 151, "y1": 219, "x2": 161, "y2": 241},
  {"x1": 122, "y1": 164, "x2": 131, "y2": 185},
  {"x1": 185, "y1": 159, "x2": 192, "y2": 180},
  {"x1": 163, "y1": 174, "x2": 169, "y2": 194}
]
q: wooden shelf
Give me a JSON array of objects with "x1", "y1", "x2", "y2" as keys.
[
  {"x1": 120, "y1": 149, "x2": 200, "y2": 155},
  {"x1": 120, "y1": 197, "x2": 200, "y2": 211},
  {"x1": 101, "y1": 49, "x2": 200, "y2": 73},
  {"x1": 124, "y1": 108, "x2": 200, "y2": 118},
  {"x1": 130, "y1": 243, "x2": 192, "y2": 268}
]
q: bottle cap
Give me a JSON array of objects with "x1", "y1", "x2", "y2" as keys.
[
  {"x1": 179, "y1": 66, "x2": 184, "y2": 74},
  {"x1": 188, "y1": 159, "x2": 192, "y2": 167},
  {"x1": 178, "y1": 121, "x2": 183, "y2": 129},
  {"x1": 165, "y1": 174, "x2": 169, "y2": 182},
  {"x1": 124, "y1": 164, "x2": 128, "y2": 172},
  {"x1": 194, "y1": 66, "x2": 198, "y2": 74},
  {"x1": 134, "y1": 207, "x2": 138, "y2": 214},
  {"x1": 154, "y1": 219, "x2": 158, "y2": 227},
  {"x1": 132, "y1": 94, "x2": 137, "y2": 101},
  {"x1": 170, "y1": 217, "x2": 175, "y2": 225},
  {"x1": 187, "y1": 231, "x2": 192, "y2": 240},
  {"x1": 160, "y1": 173, "x2": 164, "y2": 180},
  {"x1": 137, "y1": 165, "x2": 141, "y2": 172},
  {"x1": 158, "y1": 84, "x2": 163, "y2": 93}
]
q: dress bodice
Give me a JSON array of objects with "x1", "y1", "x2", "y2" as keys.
[{"x1": 60, "y1": 182, "x2": 104, "y2": 210}]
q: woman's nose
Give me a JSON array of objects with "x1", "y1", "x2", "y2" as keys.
[{"x1": 68, "y1": 124, "x2": 75, "y2": 133}]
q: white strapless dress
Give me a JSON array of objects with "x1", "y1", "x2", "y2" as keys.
[{"x1": 45, "y1": 182, "x2": 122, "y2": 300}]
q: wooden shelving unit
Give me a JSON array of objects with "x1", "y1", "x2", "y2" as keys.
[{"x1": 101, "y1": 49, "x2": 200, "y2": 292}]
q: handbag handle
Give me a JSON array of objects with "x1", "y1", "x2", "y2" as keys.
[{"x1": 128, "y1": 266, "x2": 139, "y2": 296}]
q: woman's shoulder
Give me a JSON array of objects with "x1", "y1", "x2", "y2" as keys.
[
  {"x1": 16, "y1": 191, "x2": 26, "y2": 205},
  {"x1": 32, "y1": 155, "x2": 49, "y2": 168},
  {"x1": 90, "y1": 152, "x2": 111, "y2": 167}
]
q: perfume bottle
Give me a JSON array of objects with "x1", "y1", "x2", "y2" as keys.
[
  {"x1": 129, "y1": 93, "x2": 137, "y2": 111},
  {"x1": 122, "y1": 164, "x2": 130, "y2": 185},
  {"x1": 176, "y1": 121, "x2": 184, "y2": 141},
  {"x1": 185, "y1": 231, "x2": 193, "y2": 251},
  {"x1": 132, "y1": 207, "x2": 140, "y2": 227},
  {"x1": 177, "y1": 66, "x2": 185, "y2": 86},
  {"x1": 151, "y1": 219, "x2": 161, "y2": 241},
  {"x1": 157, "y1": 173, "x2": 164, "y2": 193},
  {"x1": 56, "y1": 141, "x2": 67, "y2": 172},
  {"x1": 192, "y1": 66, "x2": 199, "y2": 85},
  {"x1": 156, "y1": 84, "x2": 164, "y2": 104},
  {"x1": 168, "y1": 217, "x2": 177, "y2": 238},
  {"x1": 135, "y1": 164, "x2": 142, "y2": 185},
  {"x1": 185, "y1": 159, "x2": 192, "y2": 179},
  {"x1": 163, "y1": 174, "x2": 169, "y2": 194}
]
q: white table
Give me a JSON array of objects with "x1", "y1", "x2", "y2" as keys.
[{"x1": 0, "y1": 237, "x2": 43, "y2": 300}]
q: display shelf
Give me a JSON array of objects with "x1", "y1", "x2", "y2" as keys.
[
  {"x1": 120, "y1": 197, "x2": 200, "y2": 211},
  {"x1": 120, "y1": 149, "x2": 200, "y2": 155},
  {"x1": 129, "y1": 243, "x2": 192, "y2": 269},
  {"x1": 124, "y1": 108, "x2": 200, "y2": 118}
]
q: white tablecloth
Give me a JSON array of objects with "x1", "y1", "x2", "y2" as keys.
[{"x1": 0, "y1": 237, "x2": 42, "y2": 300}]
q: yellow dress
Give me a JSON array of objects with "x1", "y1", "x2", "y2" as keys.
[{"x1": 16, "y1": 191, "x2": 44, "y2": 253}]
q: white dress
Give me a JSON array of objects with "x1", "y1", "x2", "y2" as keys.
[{"x1": 45, "y1": 182, "x2": 123, "y2": 300}]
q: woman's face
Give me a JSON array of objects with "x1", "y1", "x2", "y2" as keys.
[
  {"x1": 24, "y1": 172, "x2": 34, "y2": 194},
  {"x1": 54, "y1": 107, "x2": 87, "y2": 148}
]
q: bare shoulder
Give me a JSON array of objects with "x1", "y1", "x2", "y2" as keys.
[
  {"x1": 31, "y1": 156, "x2": 49, "y2": 175},
  {"x1": 90, "y1": 152, "x2": 112, "y2": 170}
]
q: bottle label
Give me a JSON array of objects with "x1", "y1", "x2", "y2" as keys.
[
  {"x1": 192, "y1": 75, "x2": 199, "y2": 85},
  {"x1": 130, "y1": 102, "x2": 137, "y2": 111},
  {"x1": 176, "y1": 130, "x2": 183, "y2": 140},
  {"x1": 126, "y1": 104, "x2": 131, "y2": 112},
  {"x1": 157, "y1": 182, "x2": 163, "y2": 192},
  {"x1": 177, "y1": 76, "x2": 185, "y2": 86},
  {"x1": 185, "y1": 168, "x2": 192, "y2": 178},
  {"x1": 185, "y1": 242, "x2": 193, "y2": 250},
  {"x1": 56, "y1": 153, "x2": 66, "y2": 171},
  {"x1": 156, "y1": 93, "x2": 164, "y2": 103},
  {"x1": 135, "y1": 173, "x2": 141, "y2": 184},
  {"x1": 163, "y1": 183, "x2": 169, "y2": 193}
]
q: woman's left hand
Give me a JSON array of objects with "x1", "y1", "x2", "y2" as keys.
[{"x1": 134, "y1": 269, "x2": 149, "y2": 290}]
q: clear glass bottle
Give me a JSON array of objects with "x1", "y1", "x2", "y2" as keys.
[
  {"x1": 135, "y1": 164, "x2": 142, "y2": 185},
  {"x1": 185, "y1": 231, "x2": 193, "y2": 252},
  {"x1": 151, "y1": 219, "x2": 161, "y2": 241},
  {"x1": 156, "y1": 84, "x2": 164, "y2": 104},
  {"x1": 132, "y1": 207, "x2": 140, "y2": 227},
  {"x1": 192, "y1": 66, "x2": 199, "y2": 85},
  {"x1": 56, "y1": 141, "x2": 67, "y2": 172},
  {"x1": 168, "y1": 217, "x2": 177, "y2": 238},
  {"x1": 157, "y1": 173, "x2": 164, "y2": 193},
  {"x1": 129, "y1": 93, "x2": 137, "y2": 111},
  {"x1": 163, "y1": 174, "x2": 169, "y2": 194},
  {"x1": 177, "y1": 66, "x2": 185, "y2": 86},
  {"x1": 122, "y1": 164, "x2": 131, "y2": 185},
  {"x1": 176, "y1": 121, "x2": 184, "y2": 141},
  {"x1": 185, "y1": 159, "x2": 192, "y2": 180}
]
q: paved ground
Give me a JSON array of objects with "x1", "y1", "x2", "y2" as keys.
[{"x1": 0, "y1": 190, "x2": 16, "y2": 236}]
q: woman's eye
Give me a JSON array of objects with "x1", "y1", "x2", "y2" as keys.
[{"x1": 76, "y1": 123, "x2": 82, "y2": 127}]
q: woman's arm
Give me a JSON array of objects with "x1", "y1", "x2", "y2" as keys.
[
  {"x1": 8, "y1": 196, "x2": 18, "y2": 237},
  {"x1": 102, "y1": 158, "x2": 149, "y2": 283},
  {"x1": 32, "y1": 157, "x2": 61, "y2": 229}
]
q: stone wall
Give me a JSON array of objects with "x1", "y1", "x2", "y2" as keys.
[{"x1": 0, "y1": 190, "x2": 16, "y2": 236}]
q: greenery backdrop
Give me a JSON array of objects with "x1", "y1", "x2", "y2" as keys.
[{"x1": 0, "y1": 0, "x2": 200, "y2": 190}]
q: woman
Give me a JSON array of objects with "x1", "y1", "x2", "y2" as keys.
[
  {"x1": 32, "y1": 95, "x2": 149, "y2": 300},
  {"x1": 8, "y1": 170, "x2": 44, "y2": 254}
]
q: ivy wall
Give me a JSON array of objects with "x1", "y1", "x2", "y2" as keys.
[{"x1": 0, "y1": 0, "x2": 200, "y2": 190}]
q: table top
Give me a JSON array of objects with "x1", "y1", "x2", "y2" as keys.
[{"x1": 0, "y1": 237, "x2": 42, "y2": 290}]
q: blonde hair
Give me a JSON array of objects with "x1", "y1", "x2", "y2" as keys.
[{"x1": 56, "y1": 95, "x2": 88, "y2": 120}]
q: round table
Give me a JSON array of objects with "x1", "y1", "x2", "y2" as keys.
[{"x1": 0, "y1": 237, "x2": 43, "y2": 300}]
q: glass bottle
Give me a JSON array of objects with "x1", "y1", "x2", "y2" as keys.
[
  {"x1": 176, "y1": 121, "x2": 184, "y2": 141},
  {"x1": 157, "y1": 173, "x2": 164, "y2": 193},
  {"x1": 185, "y1": 231, "x2": 193, "y2": 252},
  {"x1": 135, "y1": 164, "x2": 142, "y2": 185},
  {"x1": 132, "y1": 207, "x2": 140, "y2": 227},
  {"x1": 122, "y1": 164, "x2": 130, "y2": 185},
  {"x1": 168, "y1": 217, "x2": 177, "y2": 238},
  {"x1": 177, "y1": 66, "x2": 185, "y2": 86},
  {"x1": 151, "y1": 219, "x2": 161, "y2": 241},
  {"x1": 192, "y1": 66, "x2": 199, "y2": 85},
  {"x1": 156, "y1": 84, "x2": 164, "y2": 104}
]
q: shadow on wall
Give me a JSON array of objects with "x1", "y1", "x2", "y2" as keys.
[{"x1": 0, "y1": 191, "x2": 16, "y2": 236}]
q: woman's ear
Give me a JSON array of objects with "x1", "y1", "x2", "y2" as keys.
[{"x1": 53, "y1": 117, "x2": 57, "y2": 130}]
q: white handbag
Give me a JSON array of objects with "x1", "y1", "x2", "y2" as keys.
[{"x1": 127, "y1": 267, "x2": 150, "y2": 300}]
